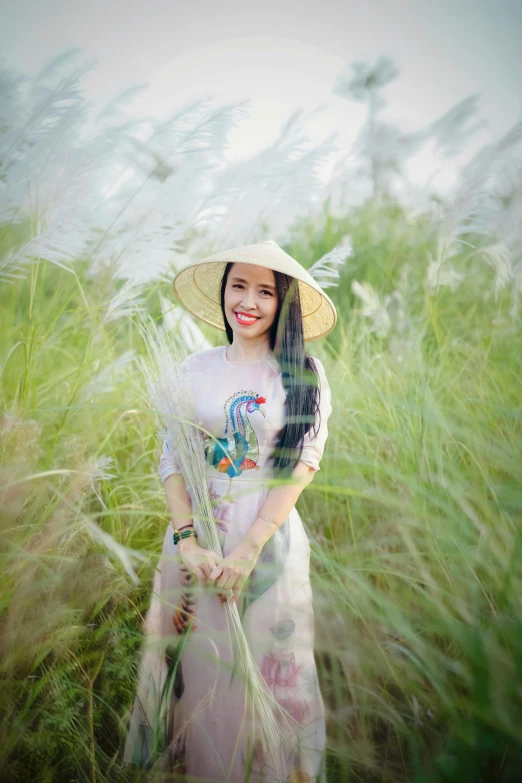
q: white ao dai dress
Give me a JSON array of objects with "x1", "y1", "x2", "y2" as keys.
[{"x1": 124, "y1": 345, "x2": 332, "y2": 783}]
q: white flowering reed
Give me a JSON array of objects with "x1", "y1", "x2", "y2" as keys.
[
  {"x1": 308, "y1": 238, "x2": 353, "y2": 290},
  {"x1": 351, "y1": 279, "x2": 392, "y2": 337},
  {"x1": 137, "y1": 316, "x2": 303, "y2": 780}
]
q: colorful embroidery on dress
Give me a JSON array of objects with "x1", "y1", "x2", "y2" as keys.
[
  {"x1": 205, "y1": 389, "x2": 266, "y2": 480},
  {"x1": 172, "y1": 563, "x2": 198, "y2": 635}
]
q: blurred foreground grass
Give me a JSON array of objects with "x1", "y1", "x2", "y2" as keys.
[{"x1": 1, "y1": 199, "x2": 522, "y2": 782}]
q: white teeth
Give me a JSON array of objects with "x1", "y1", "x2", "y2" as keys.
[{"x1": 236, "y1": 313, "x2": 258, "y2": 323}]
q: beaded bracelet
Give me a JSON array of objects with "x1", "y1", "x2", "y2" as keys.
[
  {"x1": 173, "y1": 528, "x2": 197, "y2": 546},
  {"x1": 259, "y1": 515, "x2": 277, "y2": 529}
]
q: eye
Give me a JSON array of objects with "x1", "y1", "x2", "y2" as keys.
[
  {"x1": 260, "y1": 290, "x2": 273, "y2": 296},
  {"x1": 232, "y1": 284, "x2": 244, "y2": 289}
]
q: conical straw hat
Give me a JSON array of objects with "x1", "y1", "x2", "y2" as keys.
[{"x1": 173, "y1": 240, "x2": 337, "y2": 342}]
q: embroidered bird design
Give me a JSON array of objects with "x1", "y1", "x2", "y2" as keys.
[{"x1": 205, "y1": 390, "x2": 266, "y2": 498}]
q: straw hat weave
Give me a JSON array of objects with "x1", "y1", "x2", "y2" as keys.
[{"x1": 173, "y1": 240, "x2": 337, "y2": 341}]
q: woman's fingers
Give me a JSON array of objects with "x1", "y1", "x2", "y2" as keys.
[
  {"x1": 193, "y1": 566, "x2": 207, "y2": 584},
  {"x1": 217, "y1": 572, "x2": 237, "y2": 591},
  {"x1": 207, "y1": 564, "x2": 223, "y2": 585},
  {"x1": 215, "y1": 569, "x2": 237, "y2": 603},
  {"x1": 215, "y1": 571, "x2": 230, "y2": 589},
  {"x1": 209, "y1": 559, "x2": 245, "y2": 600},
  {"x1": 233, "y1": 573, "x2": 247, "y2": 600},
  {"x1": 192, "y1": 553, "x2": 222, "y2": 583},
  {"x1": 207, "y1": 562, "x2": 221, "y2": 579}
]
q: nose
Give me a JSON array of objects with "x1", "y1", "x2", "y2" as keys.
[{"x1": 240, "y1": 288, "x2": 257, "y2": 311}]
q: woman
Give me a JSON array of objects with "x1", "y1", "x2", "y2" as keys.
[{"x1": 124, "y1": 240, "x2": 336, "y2": 782}]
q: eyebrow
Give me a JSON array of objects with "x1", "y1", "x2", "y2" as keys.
[{"x1": 231, "y1": 276, "x2": 276, "y2": 290}]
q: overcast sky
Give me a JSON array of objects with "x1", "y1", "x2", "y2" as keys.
[{"x1": 2, "y1": 0, "x2": 521, "y2": 186}]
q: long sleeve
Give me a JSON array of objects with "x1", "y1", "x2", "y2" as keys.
[
  {"x1": 158, "y1": 424, "x2": 183, "y2": 483},
  {"x1": 298, "y1": 357, "x2": 332, "y2": 472}
]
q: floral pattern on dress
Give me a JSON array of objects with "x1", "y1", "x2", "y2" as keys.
[
  {"x1": 208, "y1": 480, "x2": 233, "y2": 533},
  {"x1": 261, "y1": 650, "x2": 303, "y2": 689},
  {"x1": 287, "y1": 770, "x2": 313, "y2": 783},
  {"x1": 278, "y1": 697, "x2": 311, "y2": 725}
]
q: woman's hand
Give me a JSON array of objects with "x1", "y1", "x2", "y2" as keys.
[
  {"x1": 207, "y1": 538, "x2": 261, "y2": 603},
  {"x1": 178, "y1": 535, "x2": 222, "y2": 585}
]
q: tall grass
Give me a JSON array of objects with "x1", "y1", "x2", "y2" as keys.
[
  {"x1": 2, "y1": 53, "x2": 522, "y2": 783},
  {"x1": 1, "y1": 195, "x2": 522, "y2": 782},
  {"x1": 288, "y1": 201, "x2": 522, "y2": 782}
]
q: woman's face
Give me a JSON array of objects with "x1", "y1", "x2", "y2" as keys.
[{"x1": 223, "y1": 263, "x2": 278, "y2": 340}]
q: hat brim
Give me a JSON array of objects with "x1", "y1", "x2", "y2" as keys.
[{"x1": 173, "y1": 244, "x2": 337, "y2": 342}]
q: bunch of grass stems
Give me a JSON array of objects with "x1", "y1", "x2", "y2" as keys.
[{"x1": 138, "y1": 317, "x2": 302, "y2": 780}]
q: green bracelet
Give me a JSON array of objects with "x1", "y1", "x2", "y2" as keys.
[{"x1": 173, "y1": 528, "x2": 197, "y2": 546}]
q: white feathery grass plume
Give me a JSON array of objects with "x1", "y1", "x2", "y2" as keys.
[
  {"x1": 159, "y1": 293, "x2": 212, "y2": 352},
  {"x1": 0, "y1": 53, "x2": 91, "y2": 169},
  {"x1": 83, "y1": 517, "x2": 148, "y2": 584},
  {"x1": 473, "y1": 243, "x2": 513, "y2": 294},
  {"x1": 137, "y1": 315, "x2": 303, "y2": 780},
  {"x1": 419, "y1": 162, "x2": 497, "y2": 303},
  {"x1": 415, "y1": 95, "x2": 486, "y2": 161},
  {"x1": 510, "y1": 261, "x2": 522, "y2": 319},
  {"x1": 434, "y1": 162, "x2": 494, "y2": 262},
  {"x1": 425, "y1": 258, "x2": 464, "y2": 295},
  {"x1": 351, "y1": 280, "x2": 391, "y2": 337},
  {"x1": 102, "y1": 277, "x2": 144, "y2": 324},
  {"x1": 0, "y1": 56, "x2": 100, "y2": 225},
  {"x1": 200, "y1": 107, "x2": 338, "y2": 248},
  {"x1": 88, "y1": 454, "x2": 116, "y2": 483},
  {"x1": 0, "y1": 57, "x2": 251, "y2": 286},
  {"x1": 0, "y1": 208, "x2": 94, "y2": 284},
  {"x1": 78, "y1": 350, "x2": 136, "y2": 402},
  {"x1": 87, "y1": 455, "x2": 116, "y2": 509},
  {"x1": 0, "y1": 251, "x2": 34, "y2": 285},
  {"x1": 308, "y1": 238, "x2": 353, "y2": 290},
  {"x1": 87, "y1": 206, "x2": 188, "y2": 283}
]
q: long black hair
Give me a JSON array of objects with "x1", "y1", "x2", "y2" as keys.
[{"x1": 220, "y1": 262, "x2": 321, "y2": 476}]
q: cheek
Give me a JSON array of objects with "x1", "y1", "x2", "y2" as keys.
[
  {"x1": 223, "y1": 288, "x2": 237, "y2": 310},
  {"x1": 264, "y1": 298, "x2": 278, "y2": 323},
  {"x1": 268, "y1": 297, "x2": 277, "y2": 319}
]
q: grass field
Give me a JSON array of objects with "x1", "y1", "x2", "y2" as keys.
[{"x1": 1, "y1": 192, "x2": 522, "y2": 782}]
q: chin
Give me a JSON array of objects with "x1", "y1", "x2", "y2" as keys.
[{"x1": 232, "y1": 326, "x2": 262, "y2": 339}]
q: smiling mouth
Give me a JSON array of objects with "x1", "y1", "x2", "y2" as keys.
[{"x1": 234, "y1": 312, "x2": 260, "y2": 325}]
